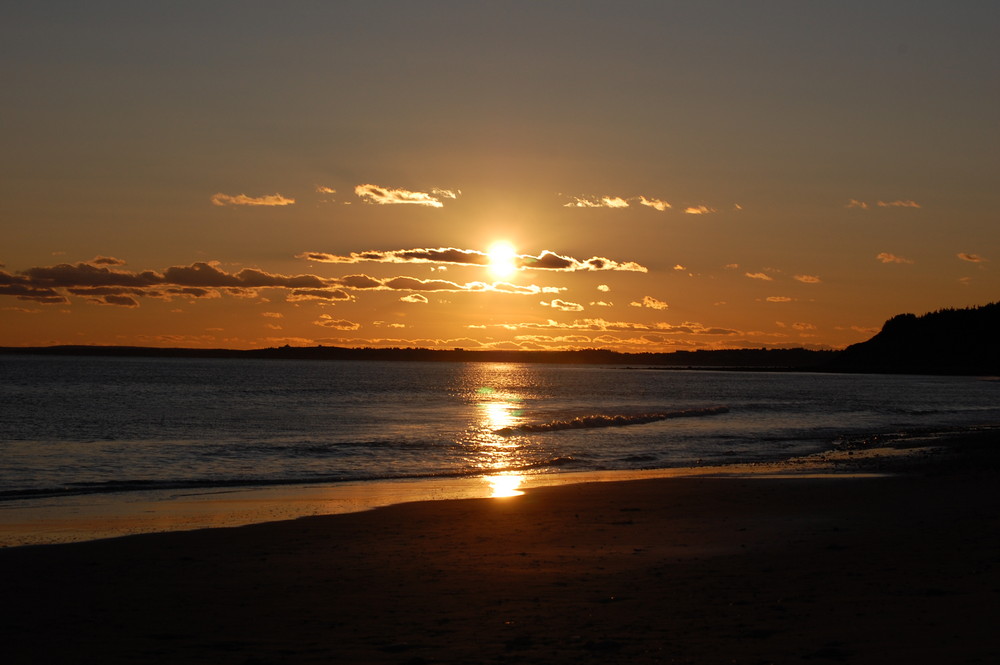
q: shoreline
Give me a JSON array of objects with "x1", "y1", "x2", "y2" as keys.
[
  {"x1": 1, "y1": 427, "x2": 997, "y2": 663},
  {"x1": 1, "y1": 426, "x2": 986, "y2": 548}
]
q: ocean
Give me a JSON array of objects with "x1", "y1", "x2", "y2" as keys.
[{"x1": 2, "y1": 354, "x2": 998, "y2": 504}]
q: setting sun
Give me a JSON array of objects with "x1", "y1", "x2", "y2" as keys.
[{"x1": 487, "y1": 242, "x2": 519, "y2": 279}]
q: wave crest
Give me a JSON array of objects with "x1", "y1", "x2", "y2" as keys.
[{"x1": 495, "y1": 406, "x2": 729, "y2": 435}]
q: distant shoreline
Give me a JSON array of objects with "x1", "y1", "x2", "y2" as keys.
[
  {"x1": 5, "y1": 302, "x2": 997, "y2": 374},
  {"x1": 0, "y1": 344, "x2": 836, "y2": 369}
]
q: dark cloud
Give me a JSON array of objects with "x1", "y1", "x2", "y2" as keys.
[
  {"x1": 299, "y1": 247, "x2": 647, "y2": 273},
  {"x1": 382, "y1": 276, "x2": 473, "y2": 292},
  {"x1": 314, "y1": 315, "x2": 361, "y2": 330},
  {"x1": 98, "y1": 295, "x2": 140, "y2": 308},
  {"x1": 287, "y1": 289, "x2": 352, "y2": 302},
  {"x1": 89, "y1": 256, "x2": 127, "y2": 266},
  {"x1": 23, "y1": 263, "x2": 162, "y2": 287},
  {"x1": 2, "y1": 260, "x2": 337, "y2": 307}
]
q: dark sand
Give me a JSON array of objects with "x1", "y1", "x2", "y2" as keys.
[{"x1": 2, "y1": 432, "x2": 999, "y2": 664}]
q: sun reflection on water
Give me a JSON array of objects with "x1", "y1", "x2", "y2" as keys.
[
  {"x1": 458, "y1": 363, "x2": 535, "y2": 498},
  {"x1": 487, "y1": 473, "x2": 525, "y2": 497}
]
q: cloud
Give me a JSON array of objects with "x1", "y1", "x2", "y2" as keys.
[
  {"x1": 2, "y1": 259, "x2": 337, "y2": 306},
  {"x1": 765, "y1": 296, "x2": 793, "y2": 302},
  {"x1": 792, "y1": 322, "x2": 816, "y2": 331},
  {"x1": 22, "y1": 262, "x2": 163, "y2": 287},
  {"x1": 638, "y1": 196, "x2": 671, "y2": 211},
  {"x1": 211, "y1": 192, "x2": 295, "y2": 207},
  {"x1": 876, "y1": 252, "x2": 914, "y2": 264},
  {"x1": 0, "y1": 272, "x2": 71, "y2": 303},
  {"x1": 562, "y1": 194, "x2": 674, "y2": 211},
  {"x1": 472, "y1": 318, "x2": 738, "y2": 336},
  {"x1": 382, "y1": 276, "x2": 478, "y2": 292},
  {"x1": 563, "y1": 195, "x2": 630, "y2": 208},
  {"x1": 162, "y1": 263, "x2": 327, "y2": 289},
  {"x1": 957, "y1": 252, "x2": 987, "y2": 263},
  {"x1": 299, "y1": 247, "x2": 647, "y2": 273},
  {"x1": 877, "y1": 200, "x2": 921, "y2": 208},
  {"x1": 95, "y1": 294, "x2": 140, "y2": 308},
  {"x1": 683, "y1": 205, "x2": 715, "y2": 215},
  {"x1": 590, "y1": 300, "x2": 613, "y2": 307},
  {"x1": 286, "y1": 288, "x2": 352, "y2": 302},
  {"x1": 262, "y1": 312, "x2": 284, "y2": 318},
  {"x1": 400, "y1": 293, "x2": 429, "y2": 303},
  {"x1": 89, "y1": 256, "x2": 127, "y2": 266},
  {"x1": 431, "y1": 188, "x2": 460, "y2": 199},
  {"x1": 745, "y1": 272, "x2": 773, "y2": 281},
  {"x1": 354, "y1": 184, "x2": 454, "y2": 207},
  {"x1": 629, "y1": 295, "x2": 669, "y2": 310},
  {"x1": 315, "y1": 186, "x2": 336, "y2": 194},
  {"x1": 524, "y1": 251, "x2": 647, "y2": 273},
  {"x1": 300, "y1": 247, "x2": 491, "y2": 267},
  {"x1": 849, "y1": 199, "x2": 921, "y2": 210},
  {"x1": 794, "y1": 274, "x2": 821, "y2": 283},
  {"x1": 314, "y1": 315, "x2": 361, "y2": 330},
  {"x1": 542, "y1": 299, "x2": 584, "y2": 312},
  {"x1": 597, "y1": 284, "x2": 610, "y2": 292}
]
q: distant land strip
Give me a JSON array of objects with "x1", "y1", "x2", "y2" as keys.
[
  {"x1": 0, "y1": 344, "x2": 834, "y2": 369},
  {"x1": 4, "y1": 302, "x2": 997, "y2": 374}
]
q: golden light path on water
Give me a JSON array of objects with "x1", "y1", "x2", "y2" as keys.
[{"x1": 461, "y1": 363, "x2": 531, "y2": 497}]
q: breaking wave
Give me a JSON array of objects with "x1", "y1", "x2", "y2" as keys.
[{"x1": 495, "y1": 406, "x2": 729, "y2": 435}]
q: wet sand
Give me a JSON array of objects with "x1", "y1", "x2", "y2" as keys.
[{"x1": 2, "y1": 431, "x2": 998, "y2": 664}]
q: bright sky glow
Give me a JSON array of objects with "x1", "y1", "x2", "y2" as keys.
[{"x1": 0, "y1": 3, "x2": 997, "y2": 352}]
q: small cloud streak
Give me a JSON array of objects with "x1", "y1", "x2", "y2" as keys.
[
  {"x1": 355, "y1": 184, "x2": 455, "y2": 207},
  {"x1": 849, "y1": 199, "x2": 920, "y2": 210},
  {"x1": 745, "y1": 272, "x2": 773, "y2": 281},
  {"x1": 766, "y1": 296, "x2": 793, "y2": 302},
  {"x1": 90, "y1": 256, "x2": 127, "y2": 266},
  {"x1": 563, "y1": 195, "x2": 630, "y2": 208},
  {"x1": 471, "y1": 318, "x2": 738, "y2": 336},
  {"x1": 400, "y1": 293, "x2": 429, "y2": 303},
  {"x1": 684, "y1": 205, "x2": 715, "y2": 215},
  {"x1": 314, "y1": 315, "x2": 361, "y2": 330},
  {"x1": 877, "y1": 200, "x2": 921, "y2": 208},
  {"x1": 876, "y1": 252, "x2": 914, "y2": 264},
  {"x1": 211, "y1": 192, "x2": 295, "y2": 207},
  {"x1": 542, "y1": 299, "x2": 584, "y2": 312},
  {"x1": 957, "y1": 253, "x2": 987, "y2": 263},
  {"x1": 629, "y1": 295, "x2": 669, "y2": 310},
  {"x1": 563, "y1": 194, "x2": 671, "y2": 210},
  {"x1": 638, "y1": 196, "x2": 671, "y2": 211},
  {"x1": 794, "y1": 274, "x2": 821, "y2": 284}
]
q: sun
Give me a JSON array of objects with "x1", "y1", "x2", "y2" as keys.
[{"x1": 486, "y1": 242, "x2": 519, "y2": 279}]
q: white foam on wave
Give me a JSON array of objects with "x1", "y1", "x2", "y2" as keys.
[{"x1": 495, "y1": 406, "x2": 730, "y2": 435}]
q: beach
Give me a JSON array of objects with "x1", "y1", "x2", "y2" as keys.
[{"x1": 2, "y1": 431, "x2": 998, "y2": 665}]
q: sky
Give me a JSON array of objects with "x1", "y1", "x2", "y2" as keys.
[{"x1": 2, "y1": 1, "x2": 997, "y2": 352}]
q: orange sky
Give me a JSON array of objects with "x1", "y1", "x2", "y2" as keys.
[{"x1": 2, "y1": 3, "x2": 997, "y2": 351}]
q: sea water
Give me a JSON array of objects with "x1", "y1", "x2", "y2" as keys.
[{"x1": 2, "y1": 355, "x2": 998, "y2": 502}]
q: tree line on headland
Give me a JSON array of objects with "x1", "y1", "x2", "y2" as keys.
[{"x1": 2, "y1": 302, "x2": 997, "y2": 375}]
